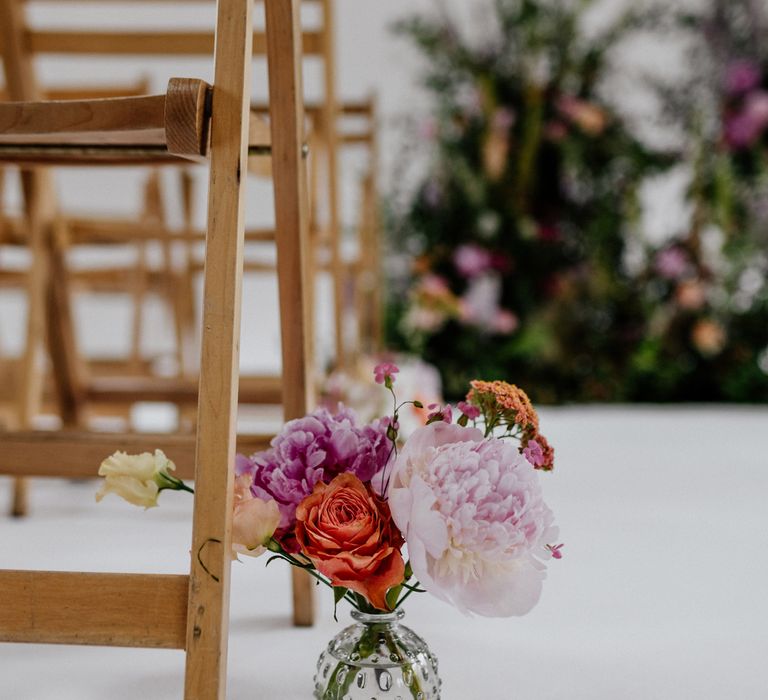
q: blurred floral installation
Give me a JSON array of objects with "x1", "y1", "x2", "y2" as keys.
[{"x1": 382, "y1": 0, "x2": 768, "y2": 403}]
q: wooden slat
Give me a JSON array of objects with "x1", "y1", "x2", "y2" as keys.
[
  {"x1": 183, "y1": 0, "x2": 254, "y2": 695},
  {"x1": 27, "y1": 30, "x2": 323, "y2": 57},
  {"x1": 0, "y1": 571, "x2": 188, "y2": 648},
  {"x1": 0, "y1": 94, "x2": 166, "y2": 138},
  {"x1": 86, "y1": 374, "x2": 282, "y2": 404},
  {"x1": 0, "y1": 81, "x2": 150, "y2": 101},
  {"x1": 266, "y1": 0, "x2": 316, "y2": 629},
  {"x1": 0, "y1": 430, "x2": 272, "y2": 479}
]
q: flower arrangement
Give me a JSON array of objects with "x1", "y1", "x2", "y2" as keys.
[
  {"x1": 629, "y1": 0, "x2": 768, "y2": 401},
  {"x1": 385, "y1": 0, "x2": 671, "y2": 401},
  {"x1": 97, "y1": 364, "x2": 561, "y2": 619}
]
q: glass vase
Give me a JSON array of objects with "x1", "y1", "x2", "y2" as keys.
[{"x1": 313, "y1": 608, "x2": 441, "y2": 699}]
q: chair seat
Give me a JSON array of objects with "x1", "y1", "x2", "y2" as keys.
[{"x1": 0, "y1": 78, "x2": 273, "y2": 165}]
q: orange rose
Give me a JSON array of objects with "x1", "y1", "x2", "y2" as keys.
[{"x1": 295, "y1": 473, "x2": 405, "y2": 611}]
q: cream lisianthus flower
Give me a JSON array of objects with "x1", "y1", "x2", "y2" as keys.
[{"x1": 96, "y1": 449, "x2": 179, "y2": 508}]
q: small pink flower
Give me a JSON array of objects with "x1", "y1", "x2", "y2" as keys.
[
  {"x1": 547, "y1": 543, "x2": 564, "y2": 560},
  {"x1": 724, "y1": 59, "x2": 761, "y2": 95},
  {"x1": 374, "y1": 362, "x2": 400, "y2": 385},
  {"x1": 492, "y1": 309, "x2": 518, "y2": 335},
  {"x1": 655, "y1": 246, "x2": 689, "y2": 280},
  {"x1": 427, "y1": 403, "x2": 453, "y2": 424},
  {"x1": 523, "y1": 439, "x2": 545, "y2": 467},
  {"x1": 457, "y1": 401, "x2": 481, "y2": 420},
  {"x1": 454, "y1": 244, "x2": 494, "y2": 278}
]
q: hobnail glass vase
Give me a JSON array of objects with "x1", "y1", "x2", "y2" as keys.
[{"x1": 313, "y1": 608, "x2": 441, "y2": 699}]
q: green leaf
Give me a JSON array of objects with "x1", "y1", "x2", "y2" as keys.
[
  {"x1": 386, "y1": 585, "x2": 402, "y2": 611},
  {"x1": 457, "y1": 414, "x2": 469, "y2": 427}
]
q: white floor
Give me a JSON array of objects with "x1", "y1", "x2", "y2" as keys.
[{"x1": 1, "y1": 406, "x2": 767, "y2": 699}]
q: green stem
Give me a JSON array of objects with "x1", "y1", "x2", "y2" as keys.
[{"x1": 394, "y1": 580, "x2": 422, "y2": 609}]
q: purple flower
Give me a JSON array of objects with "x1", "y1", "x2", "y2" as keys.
[
  {"x1": 454, "y1": 244, "x2": 494, "y2": 278},
  {"x1": 724, "y1": 60, "x2": 761, "y2": 95},
  {"x1": 724, "y1": 90, "x2": 768, "y2": 149},
  {"x1": 654, "y1": 246, "x2": 689, "y2": 280},
  {"x1": 239, "y1": 406, "x2": 390, "y2": 547}
]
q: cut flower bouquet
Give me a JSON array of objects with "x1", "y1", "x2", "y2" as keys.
[{"x1": 97, "y1": 366, "x2": 562, "y2": 697}]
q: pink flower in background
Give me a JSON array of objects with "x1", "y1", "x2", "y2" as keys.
[
  {"x1": 492, "y1": 309, "x2": 518, "y2": 335},
  {"x1": 655, "y1": 246, "x2": 689, "y2": 280},
  {"x1": 724, "y1": 91, "x2": 768, "y2": 149},
  {"x1": 491, "y1": 107, "x2": 516, "y2": 132},
  {"x1": 374, "y1": 362, "x2": 400, "y2": 385},
  {"x1": 420, "y1": 273, "x2": 452, "y2": 297},
  {"x1": 537, "y1": 223, "x2": 561, "y2": 242},
  {"x1": 724, "y1": 59, "x2": 761, "y2": 95},
  {"x1": 419, "y1": 118, "x2": 438, "y2": 140},
  {"x1": 456, "y1": 401, "x2": 480, "y2": 420},
  {"x1": 454, "y1": 244, "x2": 494, "y2": 278},
  {"x1": 388, "y1": 422, "x2": 558, "y2": 616},
  {"x1": 557, "y1": 96, "x2": 607, "y2": 136},
  {"x1": 238, "y1": 406, "x2": 390, "y2": 549},
  {"x1": 404, "y1": 306, "x2": 448, "y2": 333}
]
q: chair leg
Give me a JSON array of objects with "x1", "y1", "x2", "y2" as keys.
[
  {"x1": 11, "y1": 478, "x2": 28, "y2": 517},
  {"x1": 266, "y1": 0, "x2": 317, "y2": 627}
]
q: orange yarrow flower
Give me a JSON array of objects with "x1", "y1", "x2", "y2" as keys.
[{"x1": 467, "y1": 380, "x2": 554, "y2": 471}]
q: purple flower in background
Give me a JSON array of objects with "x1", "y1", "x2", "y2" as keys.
[
  {"x1": 491, "y1": 107, "x2": 516, "y2": 132},
  {"x1": 654, "y1": 246, "x2": 689, "y2": 280},
  {"x1": 237, "y1": 406, "x2": 390, "y2": 548},
  {"x1": 724, "y1": 111, "x2": 762, "y2": 149},
  {"x1": 454, "y1": 243, "x2": 494, "y2": 277},
  {"x1": 724, "y1": 59, "x2": 761, "y2": 95},
  {"x1": 423, "y1": 179, "x2": 443, "y2": 208}
]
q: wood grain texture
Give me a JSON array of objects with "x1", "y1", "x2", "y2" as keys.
[
  {"x1": 266, "y1": 0, "x2": 316, "y2": 628},
  {"x1": 27, "y1": 29, "x2": 323, "y2": 56},
  {"x1": 0, "y1": 430, "x2": 272, "y2": 479},
  {"x1": 165, "y1": 78, "x2": 211, "y2": 157},
  {"x1": 0, "y1": 571, "x2": 189, "y2": 648},
  {"x1": 0, "y1": 94, "x2": 166, "y2": 138},
  {"x1": 184, "y1": 0, "x2": 254, "y2": 695}
]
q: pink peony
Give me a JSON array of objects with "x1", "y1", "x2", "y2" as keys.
[{"x1": 388, "y1": 423, "x2": 558, "y2": 617}]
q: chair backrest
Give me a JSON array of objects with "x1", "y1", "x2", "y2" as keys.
[{"x1": 0, "y1": 0, "x2": 313, "y2": 694}]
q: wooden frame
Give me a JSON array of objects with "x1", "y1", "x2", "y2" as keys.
[{"x1": 0, "y1": 2, "x2": 315, "y2": 696}]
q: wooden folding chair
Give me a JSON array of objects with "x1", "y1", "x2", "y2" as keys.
[
  {"x1": 0, "y1": 1, "x2": 314, "y2": 693},
  {"x1": 0, "y1": 0, "x2": 298, "y2": 513}
]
